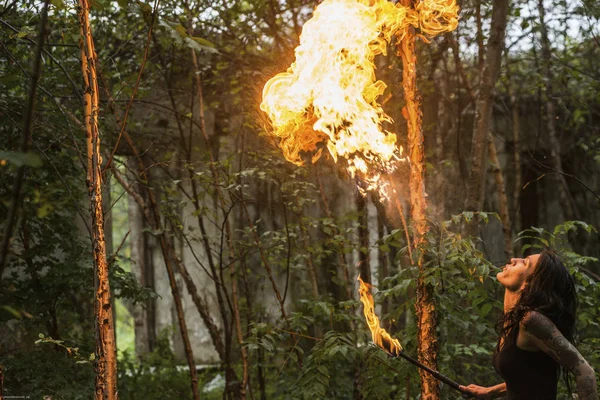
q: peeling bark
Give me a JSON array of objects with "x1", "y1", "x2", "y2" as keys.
[
  {"x1": 398, "y1": 22, "x2": 437, "y2": 400},
  {"x1": 78, "y1": 0, "x2": 118, "y2": 397}
]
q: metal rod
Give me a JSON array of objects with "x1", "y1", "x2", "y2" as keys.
[
  {"x1": 396, "y1": 351, "x2": 464, "y2": 392},
  {"x1": 373, "y1": 345, "x2": 472, "y2": 397}
]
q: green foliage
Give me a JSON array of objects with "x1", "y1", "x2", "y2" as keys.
[
  {"x1": 117, "y1": 329, "x2": 200, "y2": 399},
  {"x1": 291, "y1": 331, "x2": 356, "y2": 399},
  {"x1": 2, "y1": 344, "x2": 95, "y2": 399}
]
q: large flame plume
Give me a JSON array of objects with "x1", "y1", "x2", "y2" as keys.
[
  {"x1": 260, "y1": 0, "x2": 458, "y2": 196},
  {"x1": 357, "y1": 275, "x2": 402, "y2": 355}
]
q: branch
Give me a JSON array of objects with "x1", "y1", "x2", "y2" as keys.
[
  {"x1": 0, "y1": 17, "x2": 81, "y2": 97},
  {"x1": 107, "y1": 230, "x2": 130, "y2": 268},
  {"x1": 103, "y1": 0, "x2": 160, "y2": 171},
  {"x1": 0, "y1": 0, "x2": 50, "y2": 280},
  {"x1": 528, "y1": 152, "x2": 600, "y2": 203}
]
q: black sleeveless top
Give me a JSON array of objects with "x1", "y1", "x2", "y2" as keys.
[{"x1": 493, "y1": 325, "x2": 560, "y2": 399}]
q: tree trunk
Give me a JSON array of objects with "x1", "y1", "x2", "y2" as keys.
[
  {"x1": 0, "y1": 364, "x2": 5, "y2": 400},
  {"x1": 399, "y1": 22, "x2": 437, "y2": 400},
  {"x1": 316, "y1": 170, "x2": 351, "y2": 299},
  {"x1": 180, "y1": 35, "x2": 249, "y2": 396},
  {"x1": 78, "y1": 0, "x2": 118, "y2": 397},
  {"x1": 184, "y1": 52, "x2": 249, "y2": 396},
  {"x1": 537, "y1": 0, "x2": 579, "y2": 221},
  {"x1": 464, "y1": 0, "x2": 509, "y2": 214},
  {"x1": 376, "y1": 209, "x2": 390, "y2": 329},
  {"x1": 505, "y1": 65, "x2": 522, "y2": 237},
  {"x1": 295, "y1": 206, "x2": 320, "y2": 300},
  {"x1": 111, "y1": 164, "x2": 200, "y2": 400},
  {"x1": 449, "y1": 33, "x2": 513, "y2": 255},
  {"x1": 126, "y1": 166, "x2": 152, "y2": 356},
  {"x1": 0, "y1": 0, "x2": 49, "y2": 280},
  {"x1": 488, "y1": 135, "x2": 513, "y2": 258},
  {"x1": 508, "y1": 78, "x2": 523, "y2": 236},
  {"x1": 356, "y1": 193, "x2": 371, "y2": 284}
]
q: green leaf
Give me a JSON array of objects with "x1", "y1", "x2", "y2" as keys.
[
  {"x1": 463, "y1": 211, "x2": 474, "y2": 223},
  {"x1": 174, "y1": 23, "x2": 187, "y2": 37},
  {"x1": 480, "y1": 303, "x2": 492, "y2": 317},
  {"x1": 1, "y1": 305, "x2": 22, "y2": 319},
  {"x1": 191, "y1": 36, "x2": 216, "y2": 49},
  {"x1": 184, "y1": 37, "x2": 218, "y2": 54},
  {"x1": 37, "y1": 202, "x2": 53, "y2": 218}
]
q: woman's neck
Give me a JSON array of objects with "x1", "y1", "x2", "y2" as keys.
[{"x1": 503, "y1": 289, "x2": 521, "y2": 313}]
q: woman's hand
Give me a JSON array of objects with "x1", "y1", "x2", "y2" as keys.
[{"x1": 459, "y1": 384, "x2": 494, "y2": 399}]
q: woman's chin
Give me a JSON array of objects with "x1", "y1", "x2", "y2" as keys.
[{"x1": 496, "y1": 272, "x2": 506, "y2": 284}]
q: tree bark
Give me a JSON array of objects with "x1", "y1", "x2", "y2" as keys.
[
  {"x1": 507, "y1": 72, "x2": 522, "y2": 235},
  {"x1": 294, "y1": 206, "x2": 320, "y2": 300},
  {"x1": 449, "y1": 33, "x2": 513, "y2": 255},
  {"x1": 125, "y1": 166, "x2": 152, "y2": 356},
  {"x1": 356, "y1": 193, "x2": 371, "y2": 284},
  {"x1": 78, "y1": 0, "x2": 118, "y2": 397},
  {"x1": 464, "y1": 0, "x2": 509, "y2": 214},
  {"x1": 156, "y1": 236, "x2": 200, "y2": 399},
  {"x1": 398, "y1": 21, "x2": 437, "y2": 400},
  {"x1": 376, "y1": 209, "x2": 390, "y2": 329},
  {"x1": 0, "y1": 364, "x2": 4, "y2": 400},
  {"x1": 537, "y1": 0, "x2": 579, "y2": 221},
  {"x1": 488, "y1": 135, "x2": 513, "y2": 258},
  {"x1": 316, "y1": 170, "x2": 351, "y2": 299}
]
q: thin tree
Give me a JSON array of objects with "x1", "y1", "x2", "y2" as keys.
[
  {"x1": 464, "y1": 0, "x2": 509, "y2": 214},
  {"x1": 488, "y1": 136, "x2": 513, "y2": 258},
  {"x1": 537, "y1": 0, "x2": 579, "y2": 221},
  {"x1": 505, "y1": 63, "x2": 522, "y2": 237},
  {"x1": 78, "y1": 0, "x2": 117, "y2": 397},
  {"x1": 398, "y1": 7, "x2": 437, "y2": 399},
  {"x1": 0, "y1": 0, "x2": 49, "y2": 280}
]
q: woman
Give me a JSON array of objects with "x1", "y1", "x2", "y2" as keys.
[{"x1": 460, "y1": 250, "x2": 598, "y2": 399}]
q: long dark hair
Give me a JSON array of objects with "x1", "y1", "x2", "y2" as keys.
[{"x1": 496, "y1": 250, "x2": 578, "y2": 390}]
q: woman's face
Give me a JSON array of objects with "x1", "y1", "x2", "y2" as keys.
[{"x1": 497, "y1": 254, "x2": 541, "y2": 292}]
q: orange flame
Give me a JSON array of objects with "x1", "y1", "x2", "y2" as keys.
[
  {"x1": 357, "y1": 275, "x2": 402, "y2": 355},
  {"x1": 260, "y1": 0, "x2": 458, "y2": 197}
]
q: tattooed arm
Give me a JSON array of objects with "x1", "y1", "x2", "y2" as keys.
[{"x1": 521, "y1": 311, "x2": 598, "y2": 400}]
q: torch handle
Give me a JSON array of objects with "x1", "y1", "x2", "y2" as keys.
[{"x1": 396, "y1": 351, "x2": 472, "y2": 397}]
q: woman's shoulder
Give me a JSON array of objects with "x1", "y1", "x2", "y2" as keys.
[{"x1": 519, "y1": 310, "x2": 557, "y2": 341}]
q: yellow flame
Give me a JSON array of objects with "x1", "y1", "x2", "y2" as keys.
[
  {"x1": 260, "y1": 0, "x2": 458, "y2": 196},
  {"x1": 357, "y1": 275, "x2": 402, "y2": 355}
]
